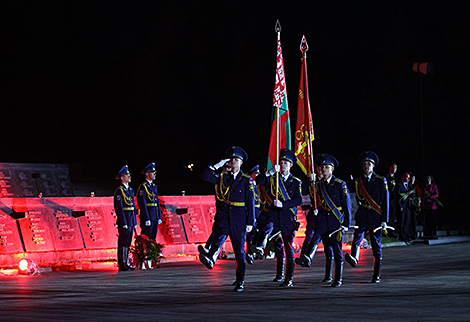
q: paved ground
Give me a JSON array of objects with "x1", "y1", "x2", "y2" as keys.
[{"x1": 1, "y1": 242, "x2": 470, "y2": 322}]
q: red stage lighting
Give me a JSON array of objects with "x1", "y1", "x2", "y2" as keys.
[{"x1": 18, "y1": 258, "x2": 40, "y2": 275}]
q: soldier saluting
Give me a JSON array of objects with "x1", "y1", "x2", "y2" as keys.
[{"x1": 200, "y1": 146, "x2": 255, "y2": 292}]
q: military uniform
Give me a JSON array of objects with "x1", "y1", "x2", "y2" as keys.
[
  {"x1": 253, "y1": 149, "x2": 302, "y2": 287},
  {"x1": 297, "y1": 154, "x2": 351, "y2": 287},
  {"x1": 245, "y1": 165, "x2": 261, "y2": 265},
  {"x1": 345, "y1": 151, "x2": 389, "y2": 283},
  {"x1": 295, "y1": 178, "x2": 335, "y2": 283},
  {"x1": 114, "y1": 165, "x2": 137, "y2": 271},
  {"x1": 199, "y1": 146, "x2": 255, "y2": 292},
  {"x1": 136, "y1": 163, "x2": 162, "y2": 240}
]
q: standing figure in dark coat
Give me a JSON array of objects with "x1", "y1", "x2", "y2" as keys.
[
  {"x1": 136, "y1": 162, "x2": 162, "y2": 241},
  {"x1": 345, "y1": 151, "x2": 389, "y2": 283},
  {"x1": 397, "y1": 172, "x2": 413, "y2": 245},
  {"x1": 200, "y1": 146, "x2": 255, "y2": 292},
  {"x1": 296, "y1": 153, "x2": 351, "y2": 287},
  {"x1": 254, "y1": 149, "x2": 302, "y2": 287},
  {"x1": 114, "y1": 165, "x2": 137, "y2": 271}
]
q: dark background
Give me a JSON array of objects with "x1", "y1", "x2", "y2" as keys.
[{"x1": 3, "y1": 2, "x2": 469, "y2": 221}]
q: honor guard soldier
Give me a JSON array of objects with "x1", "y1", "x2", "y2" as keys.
[
  {"x1": 136, "y1": 162, "x2": 162, "y2": 241},
  {"x1": 296, "y1": 154, "x2": 351, "y2": 287},
  {"x1": 252, "y1": 149, "x2": 302, "y2": 287},
  {"x1": 245, "y1": 165, "x2": 261, "y2": 265},
  {"x1": 296, "y1": 160, "x2": 335, "y2": 283},
  {"x1": 198, "y1": 161, "x2": 232, "y2": 256},
  {"x1": 114, "y1": 165, "x2": 137, "y2": 271},
  {"x1": 345, "y1": 151, "x2": 389, "y2": 283},
  {"x1": 200, "y1": 146, "x2": 255, "y2": 292}
]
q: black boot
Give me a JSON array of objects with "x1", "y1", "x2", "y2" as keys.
[
  {"x1": 273, "y1": 256, "x2": 285, "y2": 282},
  {"x1": 233, "y1": 261, "x2": 246, "y2": 292},
  {"x1": 331, "y1": 261, "x2": 343, "y2": 287},
  {"x1": 371, "y1": 257, "x2": 382, "y2": 283},
  {"x1": 118, "y1": 246, "x2": 128, "y2": 271},
  {"x1": 251, "y1": 232, "x2": 268, "y2": 258},
  {"x1": 296, "y1": 242, "x2": 318, "y2": 267},
  {"x1": 123, "y1": 247, "x2": 135, "y2": 270},
  {"x1": 345, "y1": 244, "x2": 360, "y2": 268},
  {"x1": 279, "y1": 259, "x2": 294, "y2": 287},
  {"x1": 199, "y1": 246, "x2": 219, "y2": 269},
  {"x1": 322, "y1": 257, "x2": 334, "y2": 283}
]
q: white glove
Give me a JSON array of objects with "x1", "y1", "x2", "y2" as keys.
[
  {"x1": 309, "y1": 173, "x2": 316, "y2": 182},
  {"x1": 381, "y1": 222, "x2": 387, "y2": 229},
  {"x1": 122, "y1": 225, "x2": 128, "y2": 229},
  {"x1": 213, "y1": 158, "x2": 230, "y2": 169},
  {"x1": 158, "y1": 219, "x2": 162, "y2": 224},
  {"x1": 341, "y1": 225, "x2": 349, "y2": 233},
  {"x1": 266, "y1": 165, "x2": 280, "y2": 177},
  {"x1": 273, "y1": 199, "x2": 283, "y2": 208},
  {"x1": 145, "y1": 220, "x2": 151, "y2": 226},
  {"x1": 245, "y1": 225, "x2": 253, "y2": 233},
  {"x1": 313, "y1": 208, "x2": 319, "y2": 216}
]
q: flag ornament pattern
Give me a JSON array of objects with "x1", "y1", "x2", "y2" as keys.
[
  {"x1": 294, "y1": 35, "x2": 315, "y2": 177},
  {"x1": 267, "y1": 31, "x2": 291, "y2": 171}
]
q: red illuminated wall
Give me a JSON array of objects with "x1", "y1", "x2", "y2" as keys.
[{"x1": 0, "y1": 196, "x2": 309, "y2": 267}]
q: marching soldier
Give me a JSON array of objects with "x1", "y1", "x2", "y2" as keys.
[
  {"x1": 245, "y1": 165, "x2": 261, "y2": 265},
  {"x1": 200, "y1": 146, "x2": 255, "y2": 292},
  {"x1": 296, "y1": 153, "x2": 351, "y2": 287},
  {"x1": 114, "y1": 165, "x2": 137, "y2": 271},
  {"x1": 252, "y1": 149, "x2": 302, "y2": 287},
  {"x1": 345, "y1": 151, "x2": 389, "y2": 283},
  {"x1": 198, "y1": 161, "x2": 231, "y2": 256},
  {"x1": 136, "y1": 162, "x2": 162, "y2": 241},
  {"x1": 296, "y1": 162, "x2": 335, "y2": 283}
]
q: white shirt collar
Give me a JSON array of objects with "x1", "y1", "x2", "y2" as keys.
[
  {"x1": 324, "y1": 176, "x2": 332, "y2": 184},
  {"x1": 231, "y1": 170, "x2": 240, "y2": 178}
]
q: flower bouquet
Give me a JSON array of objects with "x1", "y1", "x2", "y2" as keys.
[{"x1": 130, "y1": 234, "x2": 164, "y2": 269}]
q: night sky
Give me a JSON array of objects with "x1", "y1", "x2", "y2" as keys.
[{"x1": 4, "y1": 2, "x2": 469, "y2": 205}]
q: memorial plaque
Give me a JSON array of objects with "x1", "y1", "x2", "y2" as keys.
[
  {"x1": 169, "y1": 196, "x2": 213, "y2": 244},
  {"x1": 159, "y1": 197, "x2": 188, "y2": 244},
  {"x1": 0, "y1": 169, "x2": 15, "y2": 198},
  {"x1": 0, "y1": 199, "x2": 24, "y2": 253},
  {"x1": 48, "y1": 209, "x2": 84, "y2": 251},
  {"x1": 75, "y1": 197, "x2": 118, "y2": 249},
  {"x1": 0, "y1": 163, "x2": 74, "y2": 197},
  {"x1": 17, "y1": 209, "x2": 55, "y2": 252}
]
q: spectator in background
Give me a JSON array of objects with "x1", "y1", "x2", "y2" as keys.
[
  {"x1": 421, "y1": 175, "x2": 439, "y2": 239},
  {"x1": 385, "y1": 163, "x2": 398, "y2": 235},
  {"x1": 408, "y1": 173, "x2": 421, "y2": 240},
  {"x1": 397, "y1": 172, "x2": 413, "y2": 245}
]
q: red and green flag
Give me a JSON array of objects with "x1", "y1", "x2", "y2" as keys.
[{"x1": 267, "y1": 22, "x2": 291, "y2": 171}]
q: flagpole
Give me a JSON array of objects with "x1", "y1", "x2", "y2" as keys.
[
  {"x1": 275, "y1": 20, "x2": 281, "y2": 201},
  {"x1": 300, "y1": 38, "x2": 315, "y2": 179},
  {"x1": 299, "y1": 35, "x2": 317, "y2": 209}
]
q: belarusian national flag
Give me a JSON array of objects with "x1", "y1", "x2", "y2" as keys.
[{"x1": 267, "y1": 32, "x2": 291, "y2": 171}]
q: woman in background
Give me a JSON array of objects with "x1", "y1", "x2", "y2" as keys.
[{"x1": 421, "y1": 175, "x2": 439, "y2": 239}]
